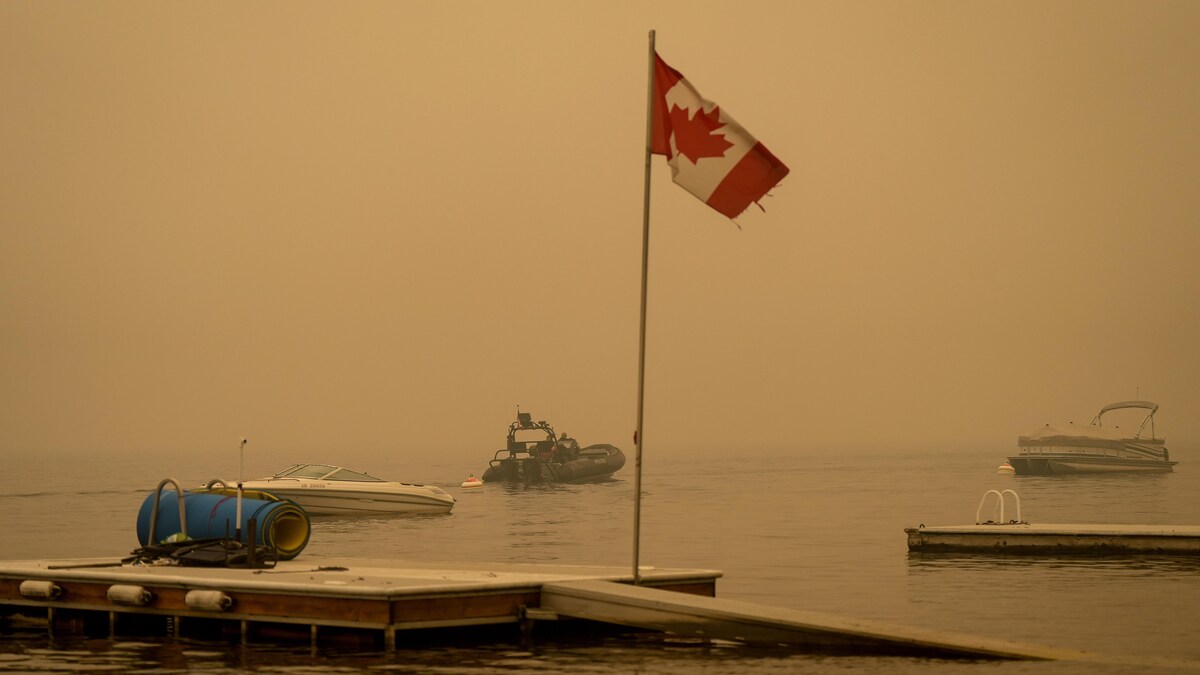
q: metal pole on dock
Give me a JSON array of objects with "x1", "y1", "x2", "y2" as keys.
[
  {"x1": 236, "y1": 437, "x2": 247, "y2": 543},
  {"x1": 632, "y1": 28, "x2": 657, "y2": 585}
]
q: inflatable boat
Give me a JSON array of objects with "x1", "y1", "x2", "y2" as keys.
[{"x1": 481, "y1": 411, "x2": 625, "y2": 484}]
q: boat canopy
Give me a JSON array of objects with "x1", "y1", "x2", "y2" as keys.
[
  {"x1": 1097, "y1": 400, "x2": 1158, "y2": 417},
  {"x1": 1093, "y1": 400, "x2": 1158, "y2": 438},
  {"x1": 1017, "y1": 422, "x2": 1131, "y2": 449}
]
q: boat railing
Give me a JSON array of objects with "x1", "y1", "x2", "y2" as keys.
[
  {"x1": 493, "y1": 447, "x2": 534, "y2": 461},
  {"x1": 1093, "y1": 400, "x2": 1158, "y2": 439},
  {"x1": 147, "y1": 478, "x2": 189, "y2": 544},
  {"x1": 976, "y1": 489, "x2": 1022, "y2": 525}
]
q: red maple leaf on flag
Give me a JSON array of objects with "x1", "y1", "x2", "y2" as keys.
[{"x1": 668, "y1": 104, "x2": 734, "y2": 164}]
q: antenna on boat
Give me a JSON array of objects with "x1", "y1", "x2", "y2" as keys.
[{"x1": 236, "y1": 437, "x2": 247, "y2": 544}]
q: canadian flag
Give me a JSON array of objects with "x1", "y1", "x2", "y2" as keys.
[{"x1": 651, "y1": 53, "x2": 789, "y2": 219}]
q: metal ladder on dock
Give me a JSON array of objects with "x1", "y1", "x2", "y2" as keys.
[
  {"x1": 976, "y1": 489, "x2": 1023, "y2": 525},
  {"x1": 146, "y1": 478, "x2": 189, "y2": 543}
]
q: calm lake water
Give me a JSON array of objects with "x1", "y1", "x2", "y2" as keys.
[{"x1": 1, "y1": 444, "x2": 1198, "y2": 673}]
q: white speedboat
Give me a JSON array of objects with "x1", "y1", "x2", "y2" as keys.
[
  {"x1": 1007, "y1": 401, "x2": 1176, "y2": 475},
  {"x1": 231, "y1": 464, "x2": 456, "y2": 515}
]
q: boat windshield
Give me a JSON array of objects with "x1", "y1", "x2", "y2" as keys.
[
  {"x1": 325, "y1": 468, "x2": 385, "y2": 482},
  {"x1": 273, "y1": 464, "x2": 385, "y2": 481},
  {"x1": 275, "y1": 464, "x2": 339, "y2": 479}
]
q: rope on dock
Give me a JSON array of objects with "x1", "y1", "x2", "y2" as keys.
[{"x1": 123, "y1": 538, "x2": 278, "y2": 569}]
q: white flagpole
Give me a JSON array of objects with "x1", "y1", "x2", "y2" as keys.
[{"x1": 633, "y1": 28, "x2": 656, "y2": 585}]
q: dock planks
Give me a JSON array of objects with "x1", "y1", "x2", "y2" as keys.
[
  {"x1": 0, "y1": 557, "x2": 716, "y2": 645},
  {"x1": 540, "y1": 578, "x2": 1086, "y2": 660},
  {"x1": 1, "y1": 556, "x2": 1087, "y2": 659}
]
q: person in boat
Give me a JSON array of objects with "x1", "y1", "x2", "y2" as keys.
[{"x1": 556, "y1": 432, "x2": 579, "y2": 463}]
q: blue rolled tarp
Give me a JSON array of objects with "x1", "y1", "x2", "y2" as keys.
[{"x1": 136, "y1": 489, "x2": 310, "y2": 560}]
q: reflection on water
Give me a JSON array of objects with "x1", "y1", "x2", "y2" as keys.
[
  {"x1": 0, "y1": 489, "x2": 146, "y2": 499},
  {"x1": 0, "y1": 622, "x2": 1004, "y2": 675},
  {"x1": 908, "y1": 552, "x2": 1200, "y2": 574},
  {"x1": 309, "y1": 511, "x2": 453, "y2": 528}
]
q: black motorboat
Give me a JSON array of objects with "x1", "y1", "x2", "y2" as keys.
[{"x1": 481, "y1": 412, "x2": 625, "y2": 484}]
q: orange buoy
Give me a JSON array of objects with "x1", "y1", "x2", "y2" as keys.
[{"x1": 461, "y1": 474, "x2": 484, "y2": 488}]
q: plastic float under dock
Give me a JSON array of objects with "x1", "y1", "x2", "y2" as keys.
[
  {"x1": 0, "y1": 556, "x2": 1090, "y2": 660},
  {"x1": 906, "y1": 523, "x2": 1200, "y2": 555}
]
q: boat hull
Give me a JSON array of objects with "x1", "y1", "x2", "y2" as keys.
[
  {"x1": 483, "y1": 445, "x2": 626, "y2": 484},
  {"x1": 1006, "y1": 455, "x2": 1176, "y2": 475},
  {"x1": 241, "y1": 484, "x2": 455, "y2": 516}
]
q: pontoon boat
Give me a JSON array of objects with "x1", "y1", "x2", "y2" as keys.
[{"x1": 1007, "y1": 401, "x2": 1176, "y2": 475}]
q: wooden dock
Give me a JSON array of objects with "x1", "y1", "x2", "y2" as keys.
[
  {"x1": 906, "y1": 523, "x2": 1200, "y2": 554},
  {"x1": 1, "y1": 556, "x2": 1085, "y2": 660},
  {"x1": 541, "y1": 578, "x2": 1085, "y2": 660},
  {"x1": 0, "y1": 557, "x2": 716, "y2": 649}
]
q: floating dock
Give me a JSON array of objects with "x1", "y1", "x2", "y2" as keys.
[
  {"x1": 906, "y1": 523, "x2": 1200, "y2": 555},
  {"x1": 0, "y1": 557, "x2": 716, "y2": 651},
  {"x1": 910, "y1": 489, "x2": 1200, "y2": 555},
  {"x1": 0, "y1": 556, "x2": 1085, "y2": 660}
]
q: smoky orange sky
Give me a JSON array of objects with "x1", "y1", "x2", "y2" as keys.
[{"x1": 2, "y1": 1, "x2": 1198, "y2": 461}]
